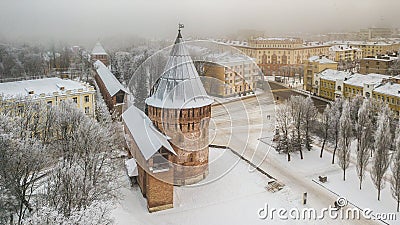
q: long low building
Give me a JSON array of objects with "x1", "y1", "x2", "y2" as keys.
[
  {"x1": 314, "y1": 69, "x2": 400, "y2": 115},
  {"x1": 93, "y1": 60, "x2": 128, "y2": 117},
  {"x1": 0, "y1": 77, "x2": 96, "y2": 116}
]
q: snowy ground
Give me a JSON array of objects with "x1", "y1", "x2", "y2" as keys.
[
  {"x1": 265, "y1": 75, "x2": 303, "y2": 89},
  {"x1": 112, "y1": 148, "x2": 348, "y2": 225},
  {"x1": 259, "y1": 136, "x2": 400, "y2": 225},
  {"x1": 212, "y1": 88, "x2": 264, "y2": 105},
  {"x1": 112, "y1": 94, "x2": 393, "y2": 225}
]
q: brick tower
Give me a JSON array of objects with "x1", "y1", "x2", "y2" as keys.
[{"x1": 146, "y1": 26, "x2": 213, "y2": 185}]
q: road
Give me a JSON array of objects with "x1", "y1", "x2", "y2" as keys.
[
  {"x1": 210, "y1": 92, "x2": 378, "y2": 225},
  {"x1": 267, "y1": 81, "x2": 329, "y2": 113}
]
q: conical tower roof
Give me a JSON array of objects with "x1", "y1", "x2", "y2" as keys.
[
  {"x1": 145, "y1": 29, "x2": 213, "y2": 109},
  {"x1": 91, "y1": 42, "x2": 108, "y2": 55}
]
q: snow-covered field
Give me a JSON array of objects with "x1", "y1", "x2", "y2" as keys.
[
  {"x1": 112, "y1": 148, "x2": 318, "y2": 225},
  {"x1": 260, "y1": 137, "x2": 400, "y2": 225},
  {"x1": 111, "y1": 144, "x2": 385, "y2": 225}
]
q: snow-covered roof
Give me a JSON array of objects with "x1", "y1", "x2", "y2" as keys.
[
  {"x1": 91, "y1": 42, "x2": 108, "y2": 55},
  {"x1": 125, "y1": 158, "x2": 138, "y2": 177},
  {"x1": 344, "y1": 73, "x2": 390, "y2": 87},
  {"x1": 254, "y1": 37, "x2": 298, "y2": 41},
  {"x1": 362, "y1": 56, "x2": 398, "y2": 62},
  {"x1": 327, "y1": 40, "x2": 391, "y2": 46},
  {"x1": 122, "y1": 106, "x2": 176, "y2": 161},
  {"x1": 318, "y1": 69, "x2": 352, "y2": 82},
  {"x1": 374, "y1": 82, "x2": 400, "y2": 97},
  {"x1": 308, "y1": 56, "x2": 337, "y2": 64},
  {"x1": 206, "y1": 52, "x2": 255, "y2": 65},
  {"x1": 145, "y1": 30, "x2": 213, "y2": 109},
  {"x1": 0, "y1": 77, "x2": 94, "y2": 100},
  {"x1": 329, "y1": 45, "x2": 361, "y2": 52},
  {"x1": 93, "y1": 60, "x2": 128, "y2": 96}
]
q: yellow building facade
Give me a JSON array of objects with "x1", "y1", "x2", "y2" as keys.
[
  {"x1": 0, "y1": 77, "x2": 96, "y2": 117},
  {"x1": 303, "y1": 56, "x2": 338, "y2": 92},
  {"x1": 328, "y1": 45, "x2": 362, "y2": 62},
  {"x1": 314, "y1": 69, "x2": 352, "y2": 100},
  {"x1": 231, "y1": 38, "x2": 330, "y2": 76},
  {"x1": 373, "y1": 77, "x2": 400, "y2": 116},
  {"x1": 203, "y1": 53, "x2": 260, "y2": 97}
]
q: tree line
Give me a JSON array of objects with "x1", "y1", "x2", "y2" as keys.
[
  {"x1": 275, "y1": 95, "x2": 400, "y2": 211},
  {"x1": 0, "y1": 90, "x2": 122, "y2": 224}
]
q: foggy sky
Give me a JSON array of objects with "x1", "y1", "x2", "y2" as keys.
[{"x1": 0, "y1": 0, "x2": 399, "y2": 45}]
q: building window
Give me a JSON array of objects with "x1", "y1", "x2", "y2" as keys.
[
  {"x1": 116, "y1": 94, "x2": 124, "y2": 104},
  {"x1": 73, "y1": 97, "x2": 78, "y2": 103},
  {"x1": 85, "y1": 95, "x2": 89, "y2": 102},
  {"x1": 85, "y1": 107, "x2": 90, "y2": 114},
  {"x1": 47, "y1": 101, "x2": 52, "y2": 105}
]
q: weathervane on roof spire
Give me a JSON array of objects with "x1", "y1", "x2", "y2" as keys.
[
  {"x1": 178, "y1": 23, "x2": 184, "y2": 31},
  {"x1": 176, "y1": 23, "x2": 184, "y2": 40}
]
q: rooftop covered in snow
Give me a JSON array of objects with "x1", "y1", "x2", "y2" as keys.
[
  {"x1": 308, "y1": 56, "x2": 337, "y2": 64},
  {"x1": 122, "y1": 106, "x2": 176, "y2": 161},
  {"x1": 93, "y1": 60, "x2": 128, "y2": 96},
  {"x1": 329, "y1": 45, "x2": 361, "y2": 52},
  {"x1": 318, "y1": 69, "x2": 352, "y2": 81},
  {"x1": 0, "y1": 77, "x2": 94, "y2": 100},
  {"x1": 374, "y1": 82, "x2": 400, "y2": 97},
  {"x1": 145, "y1": 29, "x2": 213, "y2": 109},
  {"x1": 205, "y1": 52, "x2": 256, "y2": 65},
  {"x1": 344, "y1": 73, "x2": 390, "y2": 87}
]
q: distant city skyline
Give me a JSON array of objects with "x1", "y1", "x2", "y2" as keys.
[{"x1": 0, "y1": 0, "x2": 399, "y2": 44}]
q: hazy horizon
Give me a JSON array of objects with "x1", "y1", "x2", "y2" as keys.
[{"x1": 0, "y1": 0, "x2": 399, "y2": 46}]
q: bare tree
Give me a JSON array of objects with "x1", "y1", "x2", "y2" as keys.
[
  {"x1": 319, "y1": 105, "x2": 331, "y2": 158},
  {"x1": 371, "y1": 106, "x2": 392, "y2": 201},
  {"x1": 276, "y1": 103, "x2": 292, "y2": 161},
  {"x1": 337, "y1": 100, "x2": 352, "y2": 181},
  {"x1": 330, "y1": 98, "x2": 343, "y2": 164},
  {"x1": 288, "y1": 96, "x2": 304, "y2": 159},
  {"x1": 302, "y1": 96, "x2": 317, "y2": 151},
  {"x1": 349, "y1": 95, "x2": 364, "y2": 135},
  {"x1": 0, "y1": 136, "x2": 48, "y2": 225},
  {"x1": 0, "y1": 99, "x2": 120, "y2": 224},
  {"x1": 391, "y1": 124, "x2": 400, "y2": 212},
  {"x1": 356, "y1": 99, "x2": 373, "y2": 190}
]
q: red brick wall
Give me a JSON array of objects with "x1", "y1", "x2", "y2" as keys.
[{"x1": 147, "y1": 104, "x2": 212, "y2": 185}]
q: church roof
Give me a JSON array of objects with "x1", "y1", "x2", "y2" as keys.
[
  {"x1": 145, "y1": 29, "x2": 213, "y2": 109},
  {"x1": 91, "y1": 42, "x2": 108, "y2": 55},
  {"x1": 93, "y1": 60, "x2": 128, "y2": 96},
  {"x1": 122, "y1": 105, "x2": 176, "y2": 161}
]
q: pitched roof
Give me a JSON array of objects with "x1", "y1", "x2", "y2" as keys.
[
  {"x1": 93, "y1": 60, "x2": 128, "y2": 96},
  {"x1": 145, "y1": 30, "x2": 213, "y2": 109},
  {"x1": 91, "y1": 42, "x2": 108, "y2": 55},
  {"x1": 122, "y1": 106, "x2": 176, "y2": 160}
]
